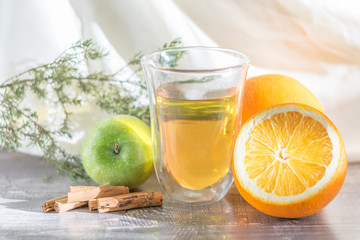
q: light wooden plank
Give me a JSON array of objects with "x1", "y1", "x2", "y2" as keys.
[{"x1": 0, "y1": 150, "x2": 359, "y2": 239}]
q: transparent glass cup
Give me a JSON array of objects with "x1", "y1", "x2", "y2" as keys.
[{"x1": 141, "y1": 47, "x2": 249, "y2": 205}]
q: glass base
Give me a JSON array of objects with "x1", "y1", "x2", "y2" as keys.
[{"x1": 160, "y1": 170, "x2": 234, "y2": 206}]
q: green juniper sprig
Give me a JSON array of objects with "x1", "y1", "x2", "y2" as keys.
[{"x1": 0, "y1": 38, "x2": 183, "y2": 182}]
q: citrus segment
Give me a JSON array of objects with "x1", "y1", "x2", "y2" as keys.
[
  {"x1": 287, "y1": 158, "x2": 326, "y2": 187},
  {"x1": 233, "y1": 104, "x2": 347, "y2": 218}
]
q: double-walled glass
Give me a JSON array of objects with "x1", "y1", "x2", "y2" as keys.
[{"x1": 141, "y1": 47, "x2": 249, "y2": 205}]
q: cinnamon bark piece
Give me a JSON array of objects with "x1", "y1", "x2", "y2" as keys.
[
  {"x1": 88, "y1": 199, "x2": 98, "y2": 211},
  {"x1": 97, "y1": 192, "x2": 163, "y2": 213},
  {"x1": 67, "y1": 185, "x2": 129, "y2": 203},
  {"x1": 54, "y1": 198, "x2": 87, "y2": 213},
  {"x1": 42, "y1": 195, "x2": 67, "y2": 212}
]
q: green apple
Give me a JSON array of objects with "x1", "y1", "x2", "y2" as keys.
[{"x1": 81, "y1": 115, "x2": 153, "y2": 189}]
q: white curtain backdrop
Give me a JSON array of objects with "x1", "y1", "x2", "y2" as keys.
[{"x1": 0, "y1": 0, "x2": 359, "y2": 162}]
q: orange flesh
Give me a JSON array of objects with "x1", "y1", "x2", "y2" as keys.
[{"x1": 244, "y1": 111, "x2": 333, "y2": 196}]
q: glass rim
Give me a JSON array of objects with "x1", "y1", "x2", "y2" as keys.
[{"x1": 141, "y1": 46, "x2": 250, "y2": 74}]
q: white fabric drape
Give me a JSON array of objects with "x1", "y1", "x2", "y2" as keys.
[{"x1": 1, "y1": 0, "x2": 359, "y2": 162}]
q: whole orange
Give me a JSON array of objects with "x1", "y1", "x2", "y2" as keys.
[{"x1": 241, "y1": 74, "x2": 324, "y2": 126}]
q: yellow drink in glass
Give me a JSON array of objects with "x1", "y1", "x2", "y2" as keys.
[{"x1": 156, "y1": 84, "x2": 240, "y2": 190}]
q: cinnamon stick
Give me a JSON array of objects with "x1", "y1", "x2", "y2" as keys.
[
  {"x1": 54, "y1": 198, "x2": 87, "y2": 213},
  {"x1": 97, "y1": 192, "x2": 163, "y2": 213},
  {"x1": 42, "y1": 195, "x2": 67, "y2": 212},
  {"x1": 67, "y1": 185, "x2": 129, "y2": 203},
  {"x1": 88, "y1": 199, "x2": 98, "y2": 211}
]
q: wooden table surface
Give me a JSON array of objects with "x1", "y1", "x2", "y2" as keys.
[{"x1": 0, "y1": 150, "x2": 359, "y2": 240}]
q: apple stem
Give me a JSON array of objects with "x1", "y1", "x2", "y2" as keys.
[{"x1": 114, "y1": 144, "x2": 119, "y2": 154}]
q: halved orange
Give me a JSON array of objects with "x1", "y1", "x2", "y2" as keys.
[{"x1": 233, "y1": 104, "x2": 347, "y2": 218}]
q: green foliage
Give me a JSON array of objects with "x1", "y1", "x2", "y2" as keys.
[{"x1": 0, "y1": 38, "x2": 183, "y2": 182}]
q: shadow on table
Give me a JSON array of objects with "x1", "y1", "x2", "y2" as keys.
[
  {"x1": 1, "y1": 197, "x2": 51, "y2": 213},
  {"x1": 220, "y1": 190, "x2": 338, "y2": 239}
]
